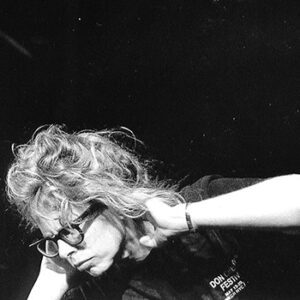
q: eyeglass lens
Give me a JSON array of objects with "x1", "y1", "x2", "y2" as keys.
[
  {"x1": 60, "y1": 227, "x2": 83, "y2": 244},
  {"x1": 37, "y1": 227, "x2": 83, "y2": 257},
  {"x1": 38, "y1": 240, "x2": 59, "y2": 257}
]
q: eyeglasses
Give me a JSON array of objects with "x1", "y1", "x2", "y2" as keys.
[{"x1": 29, "y1": 202, "x2": 106, "y2": 258}]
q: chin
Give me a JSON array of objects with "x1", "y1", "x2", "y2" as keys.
[
  {"x1": 87, "y1": 267, "x2": 102, "y2": 277},
  {"x1": 86, "y1": 261, "x2": 112, "y2": 277}
]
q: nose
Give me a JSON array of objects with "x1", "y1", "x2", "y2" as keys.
[{"x1": 57, "y1": 239, "x2": 77, "y2": 260}]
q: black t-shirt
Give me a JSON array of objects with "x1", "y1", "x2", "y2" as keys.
[{"x1": 63, "y1": 176, "x2": 300, "y2": 300}]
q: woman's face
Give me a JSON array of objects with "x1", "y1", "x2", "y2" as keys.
[{"x1": 36, "y1": 207, "x2": 146, "y2": 277}]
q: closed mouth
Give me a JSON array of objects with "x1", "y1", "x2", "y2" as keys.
[{"x1": 74, "y1": 258, "x2": 92, "y2": 271}]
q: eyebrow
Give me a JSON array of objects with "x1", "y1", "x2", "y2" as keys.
[{"x1": 73, "y1": 202, "x2": 106, "y2": 223}]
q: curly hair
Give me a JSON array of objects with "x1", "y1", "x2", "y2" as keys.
[{"x1": 6, "y1": 125, "x2": 183, "y2": 229}]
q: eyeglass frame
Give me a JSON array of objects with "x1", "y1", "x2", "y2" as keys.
[{"x1": 29, "y1": 202, "x2": 107, "y2": 258}]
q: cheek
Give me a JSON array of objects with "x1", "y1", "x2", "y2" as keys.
[
  {"x1": 84, "y1": 218, "x2": 124, "y2": 257},
  {"x1": 82, "y1": 223, "x2": 125, "y2": 276}
]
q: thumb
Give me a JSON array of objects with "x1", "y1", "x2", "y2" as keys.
[
  {"x1": 139, "y1": 229, "x2": 170, "y2": 248},
  {"x1": 139, "y1": 235, "x2": 158, "y2": 248}
]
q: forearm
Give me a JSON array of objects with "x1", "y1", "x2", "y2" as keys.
[
  {"x1": 27, "y1": 271, "x2": 69, "y2": 300},
  {"x1": 141, "y1": 174, "x2": 300, "y2": 248},
  {"x1": 188, "y1": 174, "x2": 300, "y2": 229}
]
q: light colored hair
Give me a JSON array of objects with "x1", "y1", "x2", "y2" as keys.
[{"x1": 6, "y1": 125, "x2": 183, "y2": 229}]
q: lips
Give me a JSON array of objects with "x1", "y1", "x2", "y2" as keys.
[{"x1": 72, "y1": 258, "x2": 92, "y2": 271}]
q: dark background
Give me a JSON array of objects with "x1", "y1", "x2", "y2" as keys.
[{"x1": 1, "y1": 0, "x2": 300, "y2": 299}]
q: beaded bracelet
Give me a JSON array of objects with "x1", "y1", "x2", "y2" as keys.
[{"x1": 185, "y1": 202, "x2": 194, "y2": 231}]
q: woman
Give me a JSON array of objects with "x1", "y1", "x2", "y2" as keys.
[{"x1": 6, "y1": 125, "x2": 300, "y2": 300}]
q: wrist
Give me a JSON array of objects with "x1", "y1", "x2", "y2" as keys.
[
  {"x1": 185, "y1": 203, "x2": 195, "y2": 231},
  {"x1": 170, "y1": 203, "x2": 191, "y2": 231}
]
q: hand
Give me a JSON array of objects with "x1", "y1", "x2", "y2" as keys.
[
  {"x1": 28, "y1": 257, "x2": 76, "y2": 300},
  {"x1": 139, "y1": 199, "x2": 188, "y2": 248}
]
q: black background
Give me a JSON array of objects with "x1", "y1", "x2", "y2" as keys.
[{"x1": 1, "y1": 0, "x2": 300, "y2": 298}]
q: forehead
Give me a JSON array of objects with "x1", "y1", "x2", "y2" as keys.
[
  {"x1": 33, "y1": 186, "x2": 86, "y2": 230},
  {"x1": 35, "y1": 205, "x2": 85, "y2": 237},
  {"x1": 36, "y1": 216, "x2": 61, "y2": 237}
]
